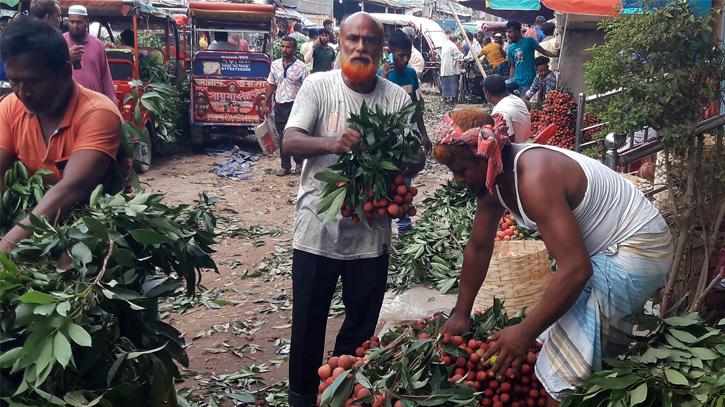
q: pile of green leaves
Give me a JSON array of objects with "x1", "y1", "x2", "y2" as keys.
[
  {"x1": 0, "y1": 188, "x2": 219, "y2": 406},
  {"x1": 1, "y1": 163, "x2": 53, "y2": 234},
  {"x1": 315, "y1": 101, "x2": 423, "y2": 225},
  {"x1": 127, "y1": 79, "x2": 182, "y2": 144},
  {"x1": 561, "y1": 312, "x2": 725, "y2": 407},
  {"x1": 387, "y1": 180, "x2": 475, "y2": 293},
  {"x1": 321, "y1": 315, "x2": 477, "y2": 407},
  {"x1": 320, "y1": 299, "x2": 526, "y2": 407}
]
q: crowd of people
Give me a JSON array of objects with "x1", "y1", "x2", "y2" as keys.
[{"x1": 0, "y1": 7, "x2": 674, "y2": 407}]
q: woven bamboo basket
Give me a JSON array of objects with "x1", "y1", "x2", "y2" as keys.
[
  {"x1": 473, "y1": 240, "x2": 552, "y2": 312},
  {"x1": 620, "y1": 173, "x2": 654, "y2": 196}
]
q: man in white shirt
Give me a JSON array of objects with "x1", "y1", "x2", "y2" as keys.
[
  {"x1": 401, "y1": 26, "x2": 424, "y2": 76},
  {"x1": 484, "y1": 74, "x2": 531, "y2": 143},
  {"x1": 208, "y1": 31, "x2": 241, "y2": 51},
  {"x1": 282, "y1": 12, "x2": 425, "y2": 407},
  {"x1": 467, "y1": 31, "x2": 484, "y2": 60},
  {"x1": 439, "y1": 33, "x2": 464, "y2": 105}
]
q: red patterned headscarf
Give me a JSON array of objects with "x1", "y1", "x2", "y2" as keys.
[{"x1": 434, "y1": 112, "x2": 510, "y2": 194}]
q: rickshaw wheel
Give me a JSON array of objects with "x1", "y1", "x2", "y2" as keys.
[{"x1": 133, "y1": 126, "x2": 153, "y2": 174}]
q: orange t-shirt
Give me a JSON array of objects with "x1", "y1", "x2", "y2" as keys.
[{"x1": 0, "y1": 81, "x2": 123, "y2": 183}]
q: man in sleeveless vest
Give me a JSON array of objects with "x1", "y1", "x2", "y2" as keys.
[{"x1": 435, "y1": 108, "x2": 672, "y2": 406}]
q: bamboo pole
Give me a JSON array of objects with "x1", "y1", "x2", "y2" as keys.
[{"x1": 445, "y1": 0, "x2": 487, "y2": 79}]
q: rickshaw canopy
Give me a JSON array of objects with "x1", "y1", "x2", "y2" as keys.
[{"x1": 58, "y1": 0, "x2": 174, "y2": 19}]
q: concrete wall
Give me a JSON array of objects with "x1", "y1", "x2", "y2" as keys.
[
  {"x1": 555, "y1": 13, "x2": 611, "y2": 97},
  {"x1": 558, "y1": 28, "x2": 605, "y2": 97}
]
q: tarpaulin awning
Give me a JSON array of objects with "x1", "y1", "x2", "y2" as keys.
[
  {"x1": 539, "y1": 0, "x2": 712, "y2": 16},
  {"x1": 458, "y1": 1, "x2": 554, "y2": 23},
  {"x1": 275, "y1": 6, "x2": 314, "y2": 26},
  {"x1": 540, "y1": 0, "x2": 619, "y2": 15},
  {"x1": 487, "y1": 0, "x2": 540, "y2": 10}
]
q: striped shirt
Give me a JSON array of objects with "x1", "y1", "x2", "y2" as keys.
[{"x1": 525, "y1": 71, "x2": 557, "y2": 101}]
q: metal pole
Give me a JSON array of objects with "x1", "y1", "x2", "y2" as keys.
[
  {"x1": 446, "y1": 0, "x2": 487, "y2": 79},
  {"x1": 574, "y1": 92, "x2": 585, "y2": 152},
  {"x1": 556, "y1": 12, "x2": 569, "y2": 73}
]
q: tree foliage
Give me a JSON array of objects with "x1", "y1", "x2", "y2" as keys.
[{"x1": 584, "y1": 1, "x2": 725, "y2": 143}]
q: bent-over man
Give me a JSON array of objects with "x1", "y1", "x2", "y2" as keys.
[
  {"x1": 435, "y1": 108, "x2": 672, "y2": 406},
  {"x1": 0, "y1": 17, "x2": 125, "y2": 253}
]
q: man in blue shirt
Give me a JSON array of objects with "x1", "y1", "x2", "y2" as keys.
[
  {"x1": 506, "y1": 20, "x2": 558, "y2": 98},
  {"x1": 378, "y1": 31, "x2": 431, "y2": 233}
]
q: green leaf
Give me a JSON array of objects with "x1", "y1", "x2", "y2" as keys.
[
  {"x1": 690, "y1": 347, "x2": 718, "y2": 360},
  {"x1": 107, "y1": 353, "x2": 127, "y2": 387},
  {"x1": 56, "y1": 301, "x2": 71, "y2": 317},
  {"x1": 664, "y1": 368, "x2": 689, "y2": 386},
  {"x1": 53, "y1": 333, "x2": 72, "y2": 368},
  {"x1": 664, "y1": 316, "x2": 699, "y2": 327},
  {"x1": 669, "y1": 329, "x2": 698, "y2": 343},
  {"x1": 323, "y1": 187, "x2": 347, "y2": 224},
  {"x1": 0, "y1": 347, "x2": 21, "y2": 368},
  {"x1": 127, "y1": 343, "x2": 167, "y2": 359},
  {"x1": 71, "y1": 242, "x2": 93, "y2": 265},
  {"x1": 67, "y1": 322, "x2": 93, "y2": 347},
  {"x1": 19, "y1": 291, "x2": 55, "y2": 304},
  {"x1": 313, "y1": 172, "x2": 349, "y2": 185},
  {"x1": 598, "y1": 375, "x2": 640, "y2": 389},
  {"x1": 629, "y1": 382, "x2": 647, "y2": 406},
  {"x1": 83, "y1": 216, "x2": 109, "y2": 241},
  {"x1": 130, "y1": 229, "x2": 173, "y2": 245}
]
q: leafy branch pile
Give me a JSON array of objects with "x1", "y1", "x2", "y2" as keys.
[
  {"x1": 0, "y1": 187, "x2": 220, "y2": 406},
  {"x1": 315, "y1": 101, "x2": 423, "y2": 227},
  {"x1": 561, "y1": 312, "x2": 725, "y2": 407},
  {"x1": 316, "y1": 299, "x2": 537, "y2": 407},
  {"x1": 388, "y1": 181, "x2": 539, "y2": 294},
  {"x1": 1, "y1": 163, "x2": 53, "y2": 234}
]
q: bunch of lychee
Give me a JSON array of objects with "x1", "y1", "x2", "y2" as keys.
[{"x1": 340, "y1": 176, "x2": 418, "y2": 226}]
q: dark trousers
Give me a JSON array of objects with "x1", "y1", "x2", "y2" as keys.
[
  {"x1": 274, "y1": 101, "x2": 302, "y2": 170},
  {"x1": 288, "y1": 249, "x2": 389, "y2": 407}
]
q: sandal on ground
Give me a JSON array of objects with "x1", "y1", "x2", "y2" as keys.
[{"x1": 276, "y1": 168, "x2": 291, "y2": 176}]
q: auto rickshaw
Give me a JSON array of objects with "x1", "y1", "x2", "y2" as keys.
[
  {"x1": 58, "y1": 0, "x2": 183, "y2": 173},
  {"x1": 187, "y1": 2, "x2": 274, "y2": 151}
]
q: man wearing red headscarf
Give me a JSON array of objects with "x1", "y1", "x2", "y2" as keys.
[
  {"x1": 282, "y1": 12, "x2": 425, "y2": 407},
  {"x1": 434, "y1": 108, "x2": 672, "y2": 406}
]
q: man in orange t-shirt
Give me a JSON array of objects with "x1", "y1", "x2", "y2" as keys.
[{"x1": 0, "y1": 17, "x2": 124, "y2": 253}]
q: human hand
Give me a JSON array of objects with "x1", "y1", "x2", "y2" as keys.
[
  {"x1": 422, "y1": 135, "x2": 432, "y2": 155},
  {"x1": 330, "y1": 129, "x2": 362, "y2": 155},
  {"x1": 481, "y1": 324, "x2": 537, "y2": 379},
  {"x1": 381, "y1": 62, "x2": 394, "y2": 79},
  {"x1": 439, "y1": 311, "x2": 470, "y2": 336},
  {"x1": 69, "y1": 45, "x2": 85, "y2": 64},
  {"x1": 103, "y1": 42, "x2": 116, "y2": 49}
]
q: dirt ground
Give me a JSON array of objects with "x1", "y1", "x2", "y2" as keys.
[{"x1": 149, "y1": 95, "x2": 470, "y2": 405}]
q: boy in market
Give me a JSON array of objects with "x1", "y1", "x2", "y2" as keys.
[
  {"x1": 378, "y1": 30, "x2": 432, "y2": 233},
  {"x1": 523, "y1": 56, "x2": 557, "y2": 102}
]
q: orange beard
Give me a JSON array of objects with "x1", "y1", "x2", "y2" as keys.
[{"x1": 340, "y1": 51, "x2": 379, "y2": 84}]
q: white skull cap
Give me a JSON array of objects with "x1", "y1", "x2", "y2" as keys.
[
  {"x1": 401, "y1": 26, "x2": 416, "y2": 38},
  {"x1": 68, "y1": 5, "x2": 88, "y2": 16}
]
